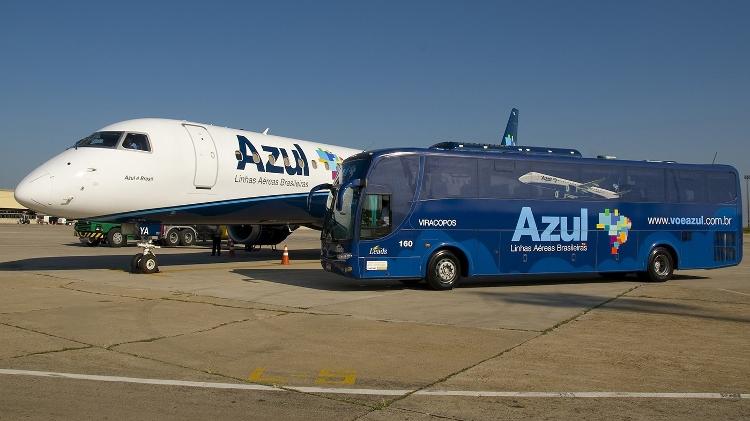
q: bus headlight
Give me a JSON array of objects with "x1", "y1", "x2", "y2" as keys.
[{"x1": 337, "y1": 253, "x2": 352, "y2": 260}]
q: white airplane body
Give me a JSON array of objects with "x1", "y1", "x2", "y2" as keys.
[
  {"x1": 518, "y1": 171, "x2": 621, "y2": 199},
  {"x1": 15, "y1": 119, "x2": 360, "y2": 241}
]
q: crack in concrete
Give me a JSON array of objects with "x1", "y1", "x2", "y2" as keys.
[
  {"x1": 10, "y1": 345, "x2": 93, "y2": 360},
  {"x1": 627, "y1": 294, "x2": 750, "y2": 306},
  {"x1": 106, "y1": 316, "x2": 265, "y2": 350},
  {"x1": 352, "y1": 405, "x2": 467, "y2": 421},
  {"x1": 0, "y1": 322, "x2": 92, "y2": 347}
]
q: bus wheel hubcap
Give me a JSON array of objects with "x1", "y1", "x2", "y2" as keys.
[
  {"x1": 146, "y1": 260, "x2": 155, "y2": 270},
  {"x1": 113, "y1": 233, "x2": 122, "y2": 243},
  {"x1": 654, "y1": 255, "x2": 669, "y2": 276},
  {"x1": 437, "y1": 260, "x2": 455, "y2": 282},
  {"x1": 170, "y1": 233, "x2": 178, "y2": 242}
]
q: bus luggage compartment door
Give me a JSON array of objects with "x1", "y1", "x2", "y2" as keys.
[{"x1": 358, "y1": 256, "x2": 421, "y2": 278}]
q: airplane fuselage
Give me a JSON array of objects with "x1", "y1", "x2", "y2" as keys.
[{"x1": 15, "y1": 119, "x2": 360, "y2": 224}]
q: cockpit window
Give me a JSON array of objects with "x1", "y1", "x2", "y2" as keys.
[
  {"x1": 121, "y1": 133, "x2": 151, "y2": 152},
  {"x1": 75, "y1": 131, "x2": 123, "y2": 149}
]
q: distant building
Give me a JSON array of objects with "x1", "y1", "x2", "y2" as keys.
[{"x1": 0, "y1": 189, "x2": 30, "y2": 223}]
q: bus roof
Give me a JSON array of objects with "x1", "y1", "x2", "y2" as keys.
[{"x1": 349, "y1": 147, "x2": 738, "y2": 174}]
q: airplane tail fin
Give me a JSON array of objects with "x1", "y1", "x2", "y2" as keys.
[{"x1": 501, "y1": 108, "x2": 519, "y2": 146}]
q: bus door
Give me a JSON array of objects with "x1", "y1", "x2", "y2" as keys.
[{"x1": 357, "y1": 191, "x2": 421, "y2": 278}]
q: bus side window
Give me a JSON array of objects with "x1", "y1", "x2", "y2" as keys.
[
  {"x1": 478, "y1": 159, "x2": 516, "y2": 199},
  {"x1": 423, "y1": 157, "x2": 478, "y2": 199},
  {"x1": 623, "y1": 167, "x2": 665, "y2": 202},
  {"x1": 360, "y1": 194, "x2": 391, "y2": 240},
  {"x1": 580, "y1": 164, "x2": 624, "y2": 201},
  {"x1": 676, "y1": 170, "x2": 707, "y2": 203},
  {"x1": 707, "y1": 171, "x2": 737, "y2": 203},
  {"x1": 666, "y1": 170, "x2": 679, "y2": 203},
  {"x1": 528, "y1": 162, "x2": 580, "y2": 200}
]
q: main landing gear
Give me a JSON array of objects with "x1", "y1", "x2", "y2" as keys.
[{"x1": 131, "y1": 241, "x2": 161, "y2": 274}]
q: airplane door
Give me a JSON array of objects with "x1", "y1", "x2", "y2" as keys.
[{"x1": 184, "y1": 124, "x2": 218, "y2": 189}]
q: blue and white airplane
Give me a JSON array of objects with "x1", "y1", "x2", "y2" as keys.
[{"x1": 14, "y1": 118, "x2": 360, "y2": 245}]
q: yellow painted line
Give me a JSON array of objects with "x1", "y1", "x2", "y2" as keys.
[{"x1": 316, "y1": 369, "x2": 356, "y2": 386}]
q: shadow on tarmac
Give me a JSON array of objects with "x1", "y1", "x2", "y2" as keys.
[
  {"x1": 232, "y1": 268, "x2": 412, "y2": 292},
  {"x1": 0, "y1": 248, "x2": 322, "y2": 271},
  {"x1": 471, "y1": 290, "x2": 750, "y2": 324}
]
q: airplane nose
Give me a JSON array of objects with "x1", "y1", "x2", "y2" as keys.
[{"x1": 15, "y1": 172, "x2": 55, "y2": 209}]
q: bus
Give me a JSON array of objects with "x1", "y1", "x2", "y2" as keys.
[{"x1": 316, "y1": 143, "x2": 742, "y2": 290}]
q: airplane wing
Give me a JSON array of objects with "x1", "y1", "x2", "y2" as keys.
[{"x1": 577, "y1": 178, "x2": 605, "y2": 189}]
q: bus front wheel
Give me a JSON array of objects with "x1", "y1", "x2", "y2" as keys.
[
  {"x1": 426, "y1": 250, "x2": 460, "y2": 290},
  {"x1": 641, "y1": 247, "x2": 674, "y2": 282}
]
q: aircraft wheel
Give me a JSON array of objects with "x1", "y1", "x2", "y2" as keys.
[
  {"x1": 164, "y1": 229, "x2": 180, "y2": 247},
  {"x1": 130, "y1": 253, "x2": 143, "y2": 273},
  {"x1": 139, "y1": 254, "x2": 159, "y2": 274},
  {"x1": 179, "y1": 229, "x2": 195, "y2": 246}
]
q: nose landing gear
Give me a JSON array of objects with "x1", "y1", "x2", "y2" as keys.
[{"x1": 130, "y1": 241, "x2": 161, "y2": 274}]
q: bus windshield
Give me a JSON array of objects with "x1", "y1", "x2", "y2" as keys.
[{"x1": 323, "y1": 158, "x2": 371, "y2": 241}]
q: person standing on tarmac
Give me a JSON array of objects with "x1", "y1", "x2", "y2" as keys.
[{"x1": 211, "y1": 226, "x2": 222, "y2": 256}]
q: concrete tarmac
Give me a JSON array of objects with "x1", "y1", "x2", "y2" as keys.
[{"x1": 0, "y1": 224, "x2": 748, "y2": 420}]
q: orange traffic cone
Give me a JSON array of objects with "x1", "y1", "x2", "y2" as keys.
[{"x1": 281, "y1": 244, "x2": 290, "y2": 265}]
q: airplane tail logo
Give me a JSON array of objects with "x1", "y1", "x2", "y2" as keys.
[{"x1": 501, "y1": 108, "x2": 519, "y2": 146}]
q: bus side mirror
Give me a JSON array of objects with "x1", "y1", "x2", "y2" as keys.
[
  {"x1": 307, "y1": 183, "x2": 332, "y2": 212},
  {"x1": 335, "y1": 179, "x2": 364, "y2": 212}
]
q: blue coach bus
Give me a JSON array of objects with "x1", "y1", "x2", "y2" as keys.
[{"x1": 316, "y1": 144, "x2": 742, "y2": 290}]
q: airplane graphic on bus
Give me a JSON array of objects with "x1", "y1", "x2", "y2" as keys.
[{"x1": 517, "y1": 171, "x2": 624, "y2": 200}]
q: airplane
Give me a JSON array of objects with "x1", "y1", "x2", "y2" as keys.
[
  {"x1": 14, "y1": 118, "x2": 361, "y2": 253},
  {"x1": 517, "y1": 171, "x2": 623, "y2": 199}
]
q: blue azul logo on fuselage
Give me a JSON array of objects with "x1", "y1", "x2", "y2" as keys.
[
  {"x1": 512, "y1": 207, "x2": 588, "y2": 242},
  {"x1": 235, "y1": 135, "x2": 309, "y2": 176}
]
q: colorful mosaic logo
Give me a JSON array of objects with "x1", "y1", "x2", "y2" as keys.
[
  {"x1": 597, "y1": 209, "x2": 632, "y2": 255},
  {"x1": 315, "y1": 148, "x2": 343, "y2": 180}
]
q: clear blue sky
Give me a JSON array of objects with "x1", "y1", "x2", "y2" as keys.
[{"x1": 1, "y1": 1, "x2": 749, "y2": 208}]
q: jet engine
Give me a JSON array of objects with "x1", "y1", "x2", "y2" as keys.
[{"x1": 227, "y1": 224, "x2": 297, "y2": 246}]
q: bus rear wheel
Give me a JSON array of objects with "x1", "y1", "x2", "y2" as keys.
[
  {"x1": 641, "y1": 247, "x2": 674, "y2": 282},
  {"x1": 426, "y1": 250, "x2": 460, "y2": 290}
]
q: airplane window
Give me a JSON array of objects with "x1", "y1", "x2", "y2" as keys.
[
  {"x1": 75, "y1": 131, "x2": 123, "y2": 149},
  {"x1": 268, "y1": 154, "x2": 276, "y2": 164},
  {"x1": 298, "y1": 159, "x2": 305, "y2": 168},
  {"x1": 283, "y1": 156, "x2": 291, "y2": 167},
  {"x1": 311, "y1": 161, "x2": 318, "y2": 169},
  {"x1": 121, "y1": 133, "x2": 151, "y2": 152},
  {"x1": 252, "y1": 153, "x2": 261, "y2": 164}
]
